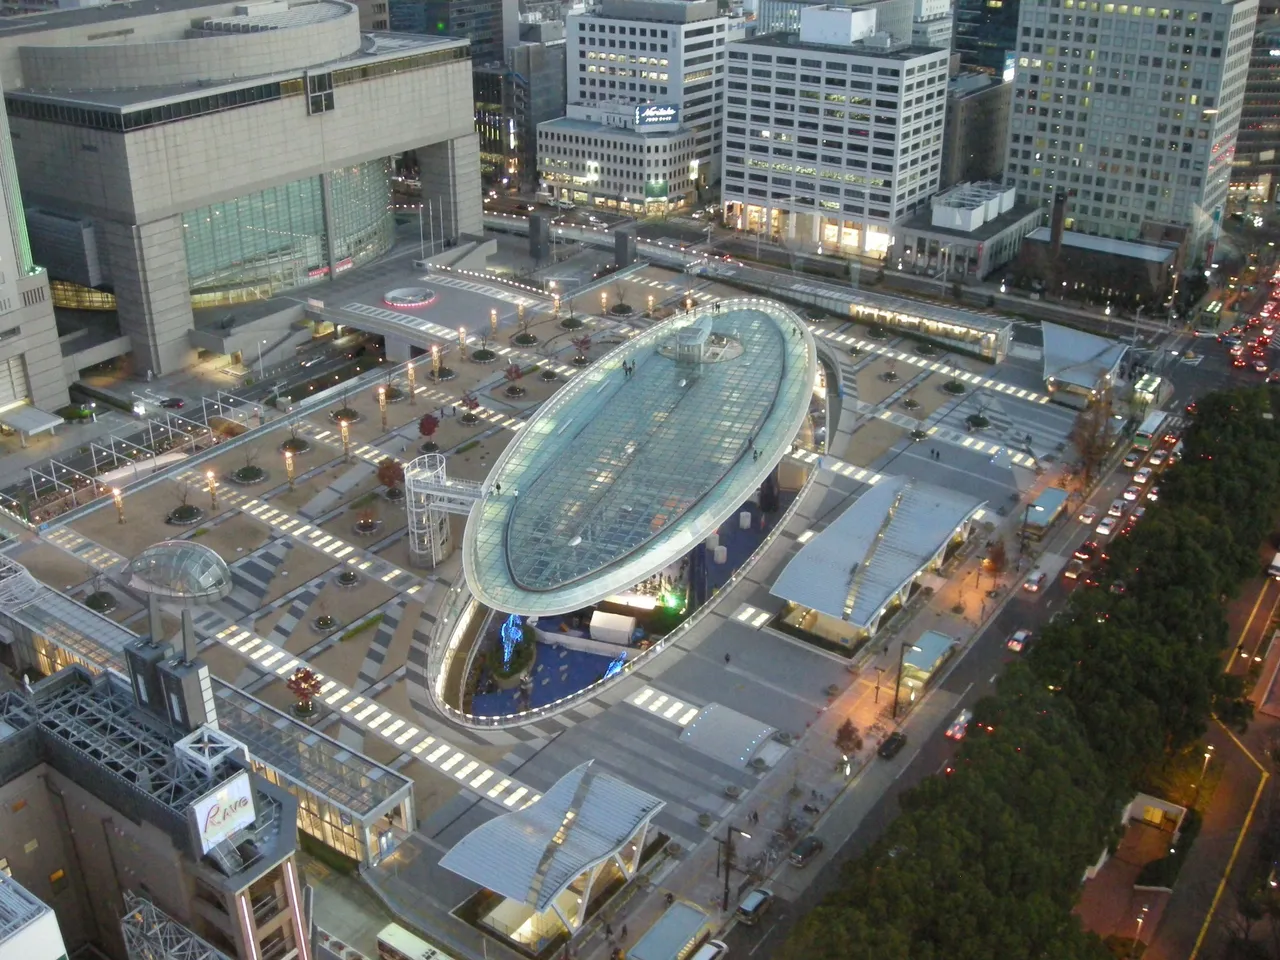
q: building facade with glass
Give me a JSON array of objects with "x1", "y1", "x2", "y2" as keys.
[{"x1": 0, "y1": 0, "x2": 482, "y2": 376}]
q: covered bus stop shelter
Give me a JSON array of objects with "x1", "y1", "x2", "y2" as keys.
[{"x1": 0, "y1": 401, "x2": 62, "y2": 447}]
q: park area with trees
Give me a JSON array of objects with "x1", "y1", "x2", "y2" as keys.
[{"x1": 781, "y1": 386, "x2": 1280, "y2": 960}]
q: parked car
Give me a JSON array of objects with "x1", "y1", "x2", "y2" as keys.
[
  {"x1": 159, "y1": 397, "x2": 185, "y2": 409},
  {"x1": 789, "y1": 835, "x2": 825, "y2": 867},
  {"x1": 878, "y1": 731, "x2": 908, "y2": 759},
  {"x1": 736, "y1": 888, "x2": 774, "y2": 925}
]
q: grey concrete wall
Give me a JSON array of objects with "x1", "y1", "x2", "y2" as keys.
[
  {"x1": 2, "y1": 273, "x2": 70, "y2": 409},
  {"x1": 418, "y1": 132, "x2": 484, "y2": 241}
]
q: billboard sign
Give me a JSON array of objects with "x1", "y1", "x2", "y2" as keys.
[
  {"x1": 1002, "y1": 53, "x2": 1017, "y2": 83},
  {"x1": 634, "y1": 104, "x2": 679, "y2": 128},
  {"x1": 189, "y1": 771, "x2": 255, "y2": 854}
]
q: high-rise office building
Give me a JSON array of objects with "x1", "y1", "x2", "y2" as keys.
[
  {"x1": 568, "y1": 0, "x2": 746, "y2": 196},
  {"x1": 510, "y1": 19, "x2": 569, "y2": 192},
  {"x1": 389, "y1": 0, "x2": 517, "y2": 63},
  {"x1": 912, "y1": 0, "x2": 955, "y2": 48},
  {"x1": 1232, "y1": 12, "x2": 1280, "y2": 202},
  {"x1": 1003, "y1": 0, "x2": 1258, "y2": 259},
  {"x1": 954, "y1": 0, "x2": 1020, "y2": 74},
  {"x1": 941, "y1": 72, "x2": 1012, "y2": 185},
  {"x1": 721, "y1": 5, "x2": 950, "y2": 257}
]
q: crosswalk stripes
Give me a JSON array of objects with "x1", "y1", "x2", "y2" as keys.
[
  {"x1": 426, "y1": 273, "x2": 542, "y2": 308},
  {"x1": 626, "y1": 686, "x2": 702, "y2": 726}
]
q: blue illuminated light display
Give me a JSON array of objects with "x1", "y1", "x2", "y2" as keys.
[
  {"x1": 501, "y1": 614, "x2": 524, "y2": 668},
  {"x1": 604, "y1": 651, "x2": 627, "y2": 679}
]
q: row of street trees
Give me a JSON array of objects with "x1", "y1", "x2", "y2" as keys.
[{"x1": 782, "y1": 387, "x2": 1280, "y2": 960}]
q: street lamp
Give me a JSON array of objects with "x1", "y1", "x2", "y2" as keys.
[
  {"x1": 1193, "y1": 744, "x2": 1214, "y2": 805},
  {"x1": 340, "y1": 418, "x2": 351, "y2": 463},
  {"x1": 490, "y1": 308, "x2": 498, "y2": 338},
  {"x1": 430, "y1": 344, "x2": 442, "y2": 379},
  {"x1": 1000, "y1": 279, "x2": 1007, "y2": 294},
  {"x1": 717, "y1": 825, "x2": 752, "y2": 910},
  {"x1": 553, "y1": 294, "x2": 561, "y2": 318},
  {"x1": 601, "y1": 291, "x2": 608, "y2": 314},
  {"x1": 406, "y1": 361, "x2": 417, "y2": 405},
  {"x1": 377, "y1": 385, "x2": 388, "y2": 433},
  {"x1": 112, "y1": 487, "x2": 124, "y2": 524},
  {"x1": 892, "y1": 642, "x2": 923, "y2": 720},
  {"x1": 1130, "y1": 904, "x2": 1149, "y2": 959},
  {"x1": 458, "y1": 326, "x2": 467, "y2": 352},
  {"x1": 647, "y1": 294, "x2": 655, "y2": 315},
  {"x1": 257, "y1": 338, "x2": 267, "y2": 379},
  {"x1": 1019, "y1": 503, "x2": 1045, "y2": 557},
  {"x1": 206, "y1": 470, "x2": 217, "y2": 510},
  {"x1": 285, "y1": 451, "x2": 295, "y2": 491}
]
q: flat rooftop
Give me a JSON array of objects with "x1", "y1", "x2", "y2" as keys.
[
  {"x1": 739, "y1": 31, "x2": 946, "y2": 61},
  {"x1": 1025, "y1": 227, "x2": 1176, "y2": 264},
  {"x1": 899, "y1": 200, "x2": 1043, "y2": 243},
  {"x1": 463, "y1": 302, "x2": 816, "y2": 615}
]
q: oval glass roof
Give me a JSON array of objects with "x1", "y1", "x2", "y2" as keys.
[
  {"x1": 463, "y1": 300, "x2": 816, "y2": 615},
  {"x1": 128, "y1": 540, "x2": 233, "y2": 604}
]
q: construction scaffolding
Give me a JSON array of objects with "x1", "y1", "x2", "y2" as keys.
[{"x1": 120, "y1": 892, "x2": 233, "y2": 960}]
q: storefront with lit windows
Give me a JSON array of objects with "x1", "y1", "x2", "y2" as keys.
[{"x1": 722, "y1": 202, "x2": 893, "y2": 259}]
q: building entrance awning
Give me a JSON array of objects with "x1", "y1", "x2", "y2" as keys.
[{"x1": 0, "y1": 403, "x2": 62, "y2": 438}]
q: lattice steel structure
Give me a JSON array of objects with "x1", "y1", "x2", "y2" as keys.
[
  {"x1": 0, "y1": 874, "x2": 47, "y2": 943},
  {"x1": 404, "y1": 452, "x2": 480, "y2": 568},
  {"x1": 0, "y1": 556, "x2": 43, "y2": 611},
  {"x1": 120, "y1": 892, "x2": 232, "y2": 960}
]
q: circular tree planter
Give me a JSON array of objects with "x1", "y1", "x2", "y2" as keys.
[
  {"x1": 902, "y1": 398, "x2": 921, "y2": 411},
  {"x1": 382, "y1": 386, "x2": 406, "y2": 403},
  {"x1": 750, "y1": 757, "x2": 768, "y2": 771},
  {"x1": 880, "y1": 371, "x2": 900, "y2": 383},
  {"x1": 724, "y1": 784, "x2": 743, "y2": 799},
  {"x1": 915, "y1": 342, "x2": 940, "y2": 357},
  {"x1": 460, "y1": 412, "x2": 481, "y2": 426},
  {"x1": 167, "y1": 504, "x2": 204, "y2": 525},
  {"x1": 430, "y1": 368, "x2": 457, "y2": 382},
  {"x1": 330, "y1": 408, "x2": 361, "y2": 423},
  {"x1": 335, "y1": 570, "x2": 360, "y2": 588},
  {"x1": 572, "y1": 355, "x2": 590, "y2": 367},
  {"x1": 560, "y1": 317, "x2": 585, "y2": 330},
  {"x1": 230, "y1": 465, "x2": 268, "y2": 485},
  {"x1": 291, "y1": 702, "x2": 316, "y2": 719},
  {"x1": 505, "y1": 385, "x2": 527, "y2": 398},
  {"x1": 513, "y1": 332, "x2": 539, "y2": 346},
  {"x1": 385, "y1": 486, "x2": 405, "y2": 503},
  {"x1": 696, "y1": 812, "x2": 713, "y2": 829},
  {"x1": 848, "y1": 345, "x2": 862, "y2": 357},
  {"x1": 420, "y1": 441, "x2": 439, "y2": 453},
  {"x1": 774, "y1": 731, "x2": 795, "y2": 745},
  {"x1": 85, "y1": 591, "x2": 117, "y2": 614},
  {"x1": 609, "y1": 303, "x2": 635, "y2": 317},
  {"x1": 352, "y1": 517, "x2": 383, "y2": 538},
  {"x1": 280, "y1": 436, "x2": 311, "y2": 455},
  {"x1": 910, "y1": 429, "x2": 928, "y2": 442},
  {"x1": 965, "y1": 414, "x2": 990, "y2": 430},
  {"x1": 312, "y1": 614, "x2": 338, "y2": 633},
  {"x1": 540, "y1": 369, "x2": 559, "y2": 382},
  {"x1": 826, "y1": 683, "x2": 840, "y2": 697},
  {"x1": 943, "y1": 380, "x2": 966, "y2": 395},
  {"x1": 471, "y1": 348, "x2": 498, "y2": 363},
  {"x1": 868, "y1": 326, "x2": 889, "y2": 340}
]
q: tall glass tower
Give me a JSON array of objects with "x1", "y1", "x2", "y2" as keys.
[{"x1": 954, "y1": 0, "x2": 1020, "y2": 74}]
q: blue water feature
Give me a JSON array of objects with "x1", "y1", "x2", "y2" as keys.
[{"x1": 469, "y1": 642, "x2": 623, "y2": 716}]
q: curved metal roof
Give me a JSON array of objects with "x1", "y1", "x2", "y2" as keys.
[
  {"x1": 463, "y1": 300, "x2": 816, "y2": 615},
  {"x1": 128, "y1": 541, "x2": 233, "y2": 604},
  {"x1": 770, "y1": 477, "x2": 984, "y2": 630},
  {"x1": 439, "y1": 760, "x2": 663, "y2": 911}
]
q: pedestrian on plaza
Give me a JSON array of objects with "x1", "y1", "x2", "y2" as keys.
[
  {"x1": 605, "y1": 923, "x2": 613, "y2": 940},
  {"x1": 495, "y1": 482, "x2": 502, "y2": 495},
  {"x1": 620, "y1": 926, "x2": 628, "y2": 942},
  {"x1": 724, "y1": 653, "x2": 731, "y2": 664}
]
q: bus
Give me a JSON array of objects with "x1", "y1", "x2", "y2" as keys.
[
  {"x1": 377, "y1": 924, "x2": 458, "y2": 960},
  {"x1": 1133, "y1": 411, "x2": 1168, "y2": 451}
]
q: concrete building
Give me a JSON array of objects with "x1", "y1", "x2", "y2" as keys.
[
  {"x1": 892, "y1": 180, "x2": 1042, "y2": 278},
  {"x1": 721, "y1": 5, "x2": 950, "y2": 258},
  {"x1": 954, "y1": 0, "x2": 1018, "y2": 74},
  {"x1": 1231, "y1": 14, "x2": 1280, "y2": 203},
  {"x1": 389, "y1": 0, "x2": 516, "y2": 63},
  {"x1": 538, "y1": 100, "x2": 700, "y2": 211},
  {"x1": 568, "y1": 0, "x2": 746, "y2": 197},
  {"x1": 940, "y1": 72, "x2": 1010, "y2": 186},
  {"x1": 754, "y1": 0, "x2": 914, "y2": 42},
  {"x1": 1002, "y1": 0, "x2": 1258, "y2": 261},
  {"x1": 475, "y1": 63, "x2": 515, "y2": 181},
  {"x1": 0, "y1": 0, "x2": 482, "y2": 377},
  {"x1": 0, "y1": 874, "x2": 68, "y2": 960},
  {"x1": 911, "y1": 0, "x2": 953, "y2": 49},
  {"x1": 510, "y1": 19, "x2": 568, "y2": 192}
]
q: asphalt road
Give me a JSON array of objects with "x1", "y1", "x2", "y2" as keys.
[{"x1": 724, "y1": 457, "x2": 1144, "y2": 958}]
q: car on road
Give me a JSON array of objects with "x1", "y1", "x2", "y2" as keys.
[
  {"x1": 1108, "y1": 499, "x2": 1126, "y2": 517},
  {"x1": 159, "y1": 397, "x2": 184, "y2": 409},
  {"x1": 1096, "y1": 515, "x2": 1119, "y2": 537},
  {"x1": 1074, "y1": 540, "x2": 1099, "y2": 561},
  {"x1": 1230, "y1": 342, "x2": 1246, "y2": 356},
  {"x1": 736, "y1": 888, "x2": 774, "y2": 925},
  {"x1": 1146, "y1": 486, "x2": 1160, "y2": 502},
  {"x1": 1122, "y1": 450, "x2": 1144, "y2": 468},
  {"x1": 1234, "y1": 356, "x2": 1249, "y2": 368},
  {"x1": 877, "y1": 731, "x2": 908, "y2": 759},
  {"x1": 1131, "y1": 506, "x2": 1146, "y2": 522},
  {"x1": 1007, "y1": 628, "x2": 1032, "y2": 652},
  {"x1": 1257, "y1": 360, "x2": 1271, "y2": 374},
  {"x1": 1133, "y1": 467, "x2": 1153, "y2": 484},
  {"x1": 1022, "y1": 569, "x2": 1048, "y2": 592},
  {"x1": 1148, "y1": 449, "x2": 1168, "y2": 466},
  {"x1": 690, "y1": 941, "x2": 729, "y2": 960},
  {"x1": 945, "y1": 709, "x2": 973, "y2": 739},
  {"x1": 1078, "y1": 504, "x2": 1100, "y2": 524},
  {"x1": 789, "y1": 835, "x2": 825, "y2": 867},
  {"x1": 1122, "y1": 485, "x2": 1141, "y2": 501},
  {"x1": 1064, "y1": 558, "x2": 1085, "y2": 579}
]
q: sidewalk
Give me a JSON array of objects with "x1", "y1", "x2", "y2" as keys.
[{"x1": 572, "y1": 467, "x2": 1064, "y2": 960}]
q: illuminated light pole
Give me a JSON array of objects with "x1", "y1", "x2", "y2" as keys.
[
  {"x1": 406, "y1": 361, "x2": 417, "y2": 404},
  {"x1": 718, "y1": 825, "x2": 751, "y2": 911},
  {"x1": 1193, "y1": 744, "x2": 1214, "y2": 806},
  {"x1": 553, "y1": 295, "x2": 561, "y2": 318},
  {"x1": 285, "y1": 451, "x2": 295, "y2": 491},
  {"x1": 340, "y1": 418, "x2": 351, "y2": 463},
  {"x1": 892, "y1": 642, "x2": 922, "y2": 720},
  {"x1": 377, "y1": 385, "x2": 388, "y2": 433},
  {"x1": 206, "y1": 470, "x2": 218, "y2": 510},
  {"x1": 647, "y1": 294, "x2": 655, "y2": 316},
  {"x1": 490, "y1": 308, "x2": 498, "y2": 338},
  {"x1": 431, "y1": 344, "x2": 441, "y2": 379},
  {"x1": 1130, "y1": 904, "x2": 1149, "y2": 959},
  {"x1": 601, "y1": 291, "x2": 608, "y2": 314},
  {"x1": 458, "y1": 326, "x2": 467, "y2": 352},
  {"x1": 112, "y1": 487, "x2": 124, "y2": 524}
]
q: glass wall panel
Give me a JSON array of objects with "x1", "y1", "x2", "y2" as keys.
[{"x1": 328, "y1": 158, "x2": 395, "y2": 272}]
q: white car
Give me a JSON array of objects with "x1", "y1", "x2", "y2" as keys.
[
  {"x1": 1108, "y1": 498, "x2": 1126, "y2": 517},
  {"x1": 1007, "y1": 628, "x2": 1031, "y2": 652},
  {"x1": 1122, "y1": 450, "x2": 1144, "y2": 468},
  {"x1": 1122, "y1": 485, "x2": 1141, "y2": 502},
  {"x1": 1022, "y1": 570, "x2": 1048, "y2": 592},
  {"x1": 1078, "y1": 504, "x2": 1100, "y2": 524},
  {"x1": 1133, "y1": 467, "x2": 1153, "y2": 484},
  {"x1": 1096, "y1": 515, "x2": 1119, "y2": 536},
  {"x1": 1148, "y1": 449, "x2": 1168, "y2": 466},
  {"x1": 945, "y1": 709, "x2": 973, "y2": 740}
]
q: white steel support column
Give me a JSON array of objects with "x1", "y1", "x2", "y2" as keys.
[{"x1": 404, "y1": 453, "x2": 482, "y2": 568}]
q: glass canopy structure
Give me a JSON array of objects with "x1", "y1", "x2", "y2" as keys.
[
  {"x1": 463, "y1": 299, "x2": 816, "y2": 615},
  {"x1": 128, "y1": 541, "x2": 233, "y2": 604}
]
